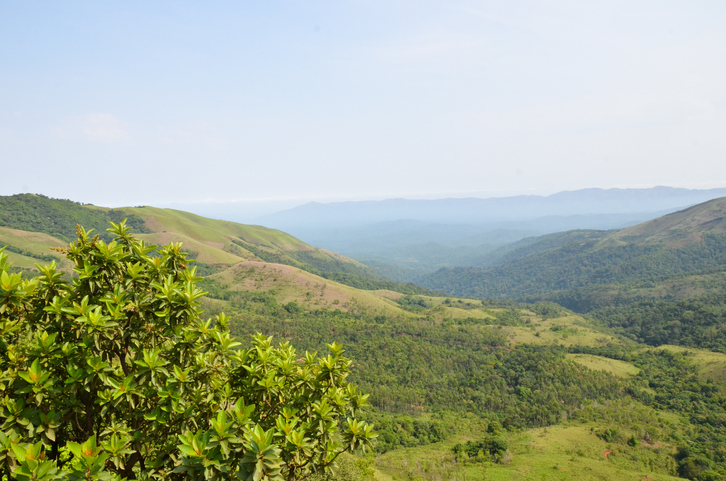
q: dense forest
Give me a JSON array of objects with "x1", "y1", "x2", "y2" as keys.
[{"x1": 419, "y1": 233, "x2": 726, "y2": 300}]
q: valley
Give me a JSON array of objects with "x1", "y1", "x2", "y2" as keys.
[{"x1": 3, "y1": 193, "x2": 726, "y2": 480}]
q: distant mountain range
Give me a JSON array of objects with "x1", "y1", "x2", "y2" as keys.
[
  {"x1": 256, "y1": 186, "x2": 726, "y2": 281},
  {"x1": 259, "y1": 186, "x2": 726, "y2": 227}
]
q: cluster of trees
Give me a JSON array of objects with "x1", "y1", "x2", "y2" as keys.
[
  {"x1": 588, "y1": 295, "x2": 726, "y2": 352},
  {"x1": 9, "y1": 217, "x2": 726, "y2": 480},
  {"x1": 0, "y1": 223, "x2": 375, "y2": 480},
  {"x1": 357, "y1": 413, "x2": 449, "y2": 453},
  {"x1": 416, "y1": 225, "x2": 726, "y2": 360},
  {"x1": 571, "y1": 346, "x2": 726, "y2": 480},
  {"x1": 452, "y1": 422, "x2": 509, "y2": 464},
  {"x1": 208, "y1": 271, "x2": 726, "y2": 479}
]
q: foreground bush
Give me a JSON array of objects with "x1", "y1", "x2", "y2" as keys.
[{"x1": 0, "y1": 221, "x2": 375, "y2": 480}]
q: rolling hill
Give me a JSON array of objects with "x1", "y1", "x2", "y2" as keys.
[
  {"x1": 254, "y1": 186, "x2": 726, "y2": 282},
  {"x1": 0, "y1": 194, "x2": 392, "y2": 285}
]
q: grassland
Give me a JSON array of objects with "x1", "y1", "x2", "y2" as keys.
[
  {"x1": 566, "y1": 354, "x2": 640, "y2": 379},
  {"x1": 373, "y1": 423, "x2": 681, "y2": 481},
  {"x1": 205, "y1": 258, "x2": 626, "y2": 355},
  {"x1": 0, "y1": 196, "x2": 383, "y2": 282},
  {"x1": 208, "y1": 261, "x2": 411, "y2": 317},
  {"x1": 121, "y1": 206, "x2": 307, "y2": 251},
  {"x1": 505, "y1": 315, "x2": 623, "y2": 349},
  {"x1": 0, "y1": 226, "x2": 70, "y2": 270}
]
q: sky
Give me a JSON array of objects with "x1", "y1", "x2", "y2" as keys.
[{"x1": 1, "y1": 1, "x2": 726, "y2": 217}]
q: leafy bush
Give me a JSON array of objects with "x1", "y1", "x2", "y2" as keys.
[{"x1": 0, "y1": 222, "x2": 376, "y2": 480}]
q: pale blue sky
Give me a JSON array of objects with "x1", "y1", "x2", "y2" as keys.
[{"x1": 1, "y1": 1, "x2": 725, "y2": 212}]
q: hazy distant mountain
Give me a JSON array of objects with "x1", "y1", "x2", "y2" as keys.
[
  {"x1": 255, "y1": 186, "x2": 726, "y2": 281},
  {"x1": 258, "y1": 186, "x2": 726, "y2": 228}
]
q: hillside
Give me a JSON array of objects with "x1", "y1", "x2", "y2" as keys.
[
  {"x1": 0, "y1": 193, "x2": 150, "y2": 242},
  {"x1": 609, "y1": 196, "x2": 726, "y2": 243},
  {"x1": 419, "y1": 197, "x2": 726, "y2": 355},
  {"x1": 0, "y1": 225, "x2": 70, "y2": 270},
  {"x1": 420, "y1": 197, "x2": 726, "y2": 298},
  {"x1": 120, "y1": 205, "x2": 382, "y2": 277},
  {"x1": 0, "y1": 194, "x2": 395, "y2": 286},
  {"x1": 206, "y1": 275, "x2": 726, "y2": 479}
]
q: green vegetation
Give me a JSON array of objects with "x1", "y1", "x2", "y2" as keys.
[
  {"x1": 0, "y1": 194, "x2": 149, "y2": 242},
  {"x1": 8, "y1": 195, "x2": 726, "y2": 479},
  {"x1": 418, "y1": 198, "x2": 726, "y2": 358},
  {"x1": 318, "y1": 272, "x2": 438, "y2": 296},
  {"x1": 420, "y1": 232, "x2": 726, "y2": 300},
  {"x1": 0, "y1": 194, "x2": 427, "y2": 297},
  {"x1": 202, "y1": 274, "x2": 726, "y2": 479},
  {"x1": 587, "y1": 294, "x2": 726, "y2": 352},
  {"x1": 0, "y1": 223, "x2": 375, "y2": 480}
]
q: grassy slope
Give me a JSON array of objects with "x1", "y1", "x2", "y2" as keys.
[
  {"x1": 121, "y1": 206, "x2": 383, "y2": 280},
  {"x1": 0, "y1": 195, "x2": 378, "y2": 279},
  {"x1": 1, "y1": 196, "x2": 430, "y2": 298},
  {"x1": 121, "y1": 206, "x2": 306, "y2": 251},
  {"x1": 208, "y1": 261, "x2": 411, "y2": 317},
  {"x1": 566, "y1": 354, "x2": 640, "y2": 378},
  {"x1": 608, "y1": 196, "x2": 726, "y2": 244},
  {"x1": 654, "y1": 345, "x2": 726, "y2": 393},
  {"x1": 505, "y1": 314, "x2": 621, "y2": 349},
  {"x1": 0, "y1": 226, "x2": 70, "y2": 270},
  {"x1": 418, "y1": 197, "x2": 726, "y2": 310},
  {"x1": 0, "y1": 194, "x2": 149, "y2": 241}
]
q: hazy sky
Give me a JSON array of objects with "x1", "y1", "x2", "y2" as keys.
[{"x1": 2, "y1": 1, "x2": 725, "y2": 211}]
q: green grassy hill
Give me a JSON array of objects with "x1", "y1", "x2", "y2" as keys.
[
  {"x1": 374, "y1": 422, "x2": 683, "y2": 481},
  {"x1": 0, "y1": 225, "x2": 69, "y2": 270},
  {"x1": 0, "y1": 193, "x2": 149, "y2": 242},
  {"x1": 0, "y1": 194, "x2": 396, "y2": 286},
  {"x1": 610, "y1": 197, "x2": 726, "y2": 243}
]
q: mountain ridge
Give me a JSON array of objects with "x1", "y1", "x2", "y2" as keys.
[{"x1": 259, "y1": 186, "x2": 726, "y2": 227}]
